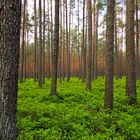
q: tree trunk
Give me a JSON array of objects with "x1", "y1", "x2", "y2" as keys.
[
  {"x1": 51, "y1": 0, "x2": 60, "y2": 96},
  {"x1": 95, "y1": 0, "x2": 99, "y2": 79},
  {"x1": 59, "y1": 1, "x2": 62, "y2": 83},
  {"x1": 50, "y1": 0, "x2": 53, "y2": 78},
  {"x1": 43, "y1": 0, "x2": 46, "y2": 84},
  {"x1": 114, "y1": 1, "x2": 119, "y2": 79},
  {"x1": 92, "y1": 0, "x2": 96, "y2": 80},
  {"x1": 24, "y1": 25, "x2": 27, "y2": 80},
  {"x1": 136, "y1": 0, "x2": 140, "y2": 79},
  {"x1": 77, "y1": 0, "x2": 81, "y2": 79},
  {"x1": 62, "y1": 2, "x2": 66, "y2": 80},
  {"x1": 86, "y1": 0, "x2": 92, "y2": 90},
  {"x1": 126, "y1": 0, "x2": 136, "y2": 104},
  {"x1": 66, "y1": 0, "x2": 70, "y2": 82},
  {"x1": 27, "y1": 21, "x2": 30, "y2": 79},
  {"x1": 24, "y1": 1, "x2": 28, "y2": 80},
  {"x1": 0, "y1": 0, "x2": 21, "y2": 139},
  {"x1": 84, "y1": 16, "x2": 87, "y2": 81},
  {"x1": 68, "y1": 1, "x2": 71, "y2": 81},
  {"x1": 34, "y1": 0, "x2": 38, "y2": 81},
  {"x1": 38, "y1": 0, "x2": 43, "y2": 87},
  {"x1": 20, "y1": 0, "x2": 27, "y2": 82},
  {"x1": 47, "y1": 0, "x2": 51, "y2": 78},
  {"x1": 82, "y1": 0, "x2": 85, "y2": 82},
  {"x1": 104, "y1": 0, "x2": 114, "y2": 109}
]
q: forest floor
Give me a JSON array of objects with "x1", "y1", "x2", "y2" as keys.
[{"x1": 17, "y1": 77, "x2": 140, "y2": 140}]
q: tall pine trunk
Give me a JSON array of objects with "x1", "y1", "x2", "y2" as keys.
[
  {"x1": 114, "y1": 1, "x2": 119, "y2": 79},
  {"x1": 20, "y1": 0, "x2": 27, "y2": 82},
  {"x1": 51, "y1": 0, "x2": 60, "y2": 96},
  {"x1": 34, "y1": 0, "x2": 38, "y2": 81},
  {"x1": 86, "y1": 0, "x2": 92, "y2": 90},
  {"x1": 136, "y1": 0, "x2": 140, "y2": 79},
  {"x1": 0, "y1": 0, "x2": 21, "y2": 138},
  {"x1": 38, "y1": 0, "x2": 43, "y2": 87},
  {"x1": 47, "y1": 0, "x2": 51, "y2": 78},
  {"x1": 82, "y1": 0, "x2": 85, "y2": 82},
  {"x1": 43, "y1": 0, "x2": 46, "y2": 84},
  {"x1": 104, "y1": 0, "x2": 114, "y2": 109},
  {"x1": 126, "y1": 0, "x2": 136, "y2": 104},
  {"x1": 66, "y1": 0, "x2": 70, "y2": 82}
]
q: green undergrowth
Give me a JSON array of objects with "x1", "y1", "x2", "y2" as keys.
[{"x1": 17, "y1": 77, "x2": 140, "y2": 140}]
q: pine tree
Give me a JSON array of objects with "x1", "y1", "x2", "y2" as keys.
[
  {"x1": 104, "y1": 0, "x2": 115, "y2": 109},
  {"x1": 126, "y1": 0, "x2": 136, "y2": 104},
  {"x1": 86, "y1": 0, "x2": 92, "y2": 90},
  {"x1": 51, "y1": 0, "x2": 60, "y2": 96},
  {"x1": 0, "y1": 0, "x2": 21, "y2": 138}
]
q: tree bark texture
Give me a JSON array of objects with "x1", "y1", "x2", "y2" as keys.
[
  {"x1": 51, "y1": 0, "x2": 59, "y2": 96},
  {"x1": 86, "y1": 0, "x2": 92, "y2": 90},
  {"x1": 0, "y1": 0, "x2": 21, "y2": 139},
  {"x1": 104, "y1": 0, "x2": 114, "y2": 109},
  {"x1": 126, "y1": 0, "x2": 136, "y2": 103}
]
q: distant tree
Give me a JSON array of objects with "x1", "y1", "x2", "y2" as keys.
[
  {"x1": 82, "y1": 0, "x2": 86, "y2": 82},
  {"x1": 59, "y1": 0, "x2": 63, "y2": 83},
  {"x1": 104, "y1": 0, "x2": 114, "y2": 109},
  {"x1": 43, "y1": 0, "x2": 46, "y2": 84},
  {"x1": 24, "y1": 0, "x2": 29, "y2": 80},
  {"x1": 77, "y1": 0, "x2": 81, "y2": 79},
  {"x1": 34, "y1": 0, "x2": 38, "y2": 81},
  {"x1": 50, "y1": 0, "x2": 53, "y2": 78},
  {"x1": 136, "y1": 0, "x2": 140, "y2": 79},
  {"x1": 92, "y1": 0, "x2": 96, "y2": 80},
  {"x1": 114, "y1": 0, "x2": 119, "y2": 79},
  {"x1": 95, "y1": 0, "x2": 99, "y2": 79},
  {"x1": 38, "y1": 0, "x2": 43, "y2": 87},
  {"x1": 68, "y1": 0, "x2": 72, "y2": 81},
  {"x1": 0, "y1": 0, "x2": 21, "y2": 138},
  {"x1": 66, "y1": 0, "x2": 71, "y2": 82},
  {"x1": 86, "y1": 0, "x2": 92, "y2": 90},
  {"x1": 20, "y1": 0, "x2": 27, "y2": 82},
  {"x1": 47, "y1": 0, "x2": 51, "y2": 78},
  {"x1": 62, "y1": 0, "x2": 65, "y2": 80},
  {"x1": 51, "y1": 0, "x2": 60, "y2": 96},
  {"x1": 126, "y1": 0, "x2": 136, "y2": 104}
]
